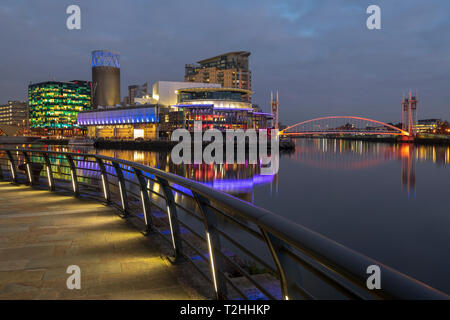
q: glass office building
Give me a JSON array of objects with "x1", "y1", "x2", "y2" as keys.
[{"x1": 28, "y1": 80, "x2": 92, "y2": 136}]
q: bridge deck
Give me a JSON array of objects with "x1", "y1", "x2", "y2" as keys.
[{"x1": 0, "y1": 182, "x2": 199, "y2": 300}]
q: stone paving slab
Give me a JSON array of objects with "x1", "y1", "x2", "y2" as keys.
[{"x1": 0, "y1": 182, "x2": 196, "y2": 300}]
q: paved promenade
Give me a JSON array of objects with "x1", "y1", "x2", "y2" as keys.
[{"x1": 0, "y1": 182, "x2": 198, "y2": 299}]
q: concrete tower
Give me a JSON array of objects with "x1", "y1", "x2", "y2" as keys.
[{"x1": 91, "y1": 50, "x2": 120, "y2": 108}]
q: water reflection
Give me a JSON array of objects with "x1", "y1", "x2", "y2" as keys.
[
  {"x1": 12, "y1": 139, "x2": 450, "y2": 201},
  {"x1": 284, "y1": 139, "x2": 450, "y2": 197},
  {"x1": 22, "y1": 146, "x2": 275, "y2": 204},
  {"x1": 8, "y1": 139, "x2": 450, "y2": 201}
]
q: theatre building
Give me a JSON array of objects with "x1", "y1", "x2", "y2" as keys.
[
  {"x1": 170, "y1": 87, "x2": 272, "y2": 132},
  {"x1": 77, "y1": 105, "x2": 159, "y2": 140}
]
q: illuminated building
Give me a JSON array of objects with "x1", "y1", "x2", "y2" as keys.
[
  {"x1": 415, "y1": 119, "x2": 442, "y2": 133},
  {"x1": 77, "y1": 104, "x2": 158, "y2": 140},
  {"x1": 0, "y1": 101, "x2": 28, "y2": 126},
  {"x1": 28, "y1": 80, "x2": 92, "y2": 136},
  {"x1": 171, "y1": 87, "x2": 272, "y2": 131},
  {"x1": 185, "y1": 52, "x2": 251, "y2": 101},
  {"x1": 92, "y1": 50, "x2": 121, "y2": 108}
]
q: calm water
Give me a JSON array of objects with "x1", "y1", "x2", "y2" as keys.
[{"x1": 23, "y1": 139, "x2": 450, "y2": 294}]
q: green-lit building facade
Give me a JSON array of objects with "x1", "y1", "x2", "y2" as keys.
[{"x1": 28, "y1": 80, "x2": 92, "y2": 136}]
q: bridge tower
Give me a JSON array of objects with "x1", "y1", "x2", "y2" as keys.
[
  {"x1": 270, "y1": 91, "x2": 279, "y2": 129},
  {"x1": 401, "y1": 92, "x2": 418, "y2": 136}
]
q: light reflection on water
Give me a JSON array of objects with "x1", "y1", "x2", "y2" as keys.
[
  {"x1": 257, "y1": 139, "x2": 450, "y2": 294},
  {"x1": 62, "y1": 146, "x2": 278, "y2": 204},
  {"x1": 65, "y1": 139, "x2": 450, "y2": 201}
]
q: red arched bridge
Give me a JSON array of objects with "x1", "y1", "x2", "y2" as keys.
[{"x1": 280, "y1": 116, "x2": 410, "y2": 136}]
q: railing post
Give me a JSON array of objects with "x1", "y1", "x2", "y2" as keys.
[
  {"x1": 193, "y1": 192, "x2": 228, "y2": 300},
  {"x1": 65, "y1": 155, "x2": 79, "y2": 197},
  {"x1": 261, "y1": 228, "x2": 304, "y2": 300},
  {"x1": 6, "y1": 151, "x2": 18, "y2": 183},
  {"x1": 157, "y1": 177, "x2": 184, "y2": 264},
  {"x1": 96, "y1": 158, "x2": 111, "y2": 203},
  {"x1": 133, "y1": 168, "x2": 153, "y2": 234},
  {"x1": 112, "y1": 162, "x2": 129, "y2": 217},
  {"x1": 43, "y1": 153, "x2": 55, "y2": 191},
  {"x1": 22, "y1": 151, "x2": 35, "y2": 186}
]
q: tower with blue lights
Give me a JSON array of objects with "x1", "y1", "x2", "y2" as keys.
[{"x1": 91, "y1": 50, "x2": 121, "y2": 108}]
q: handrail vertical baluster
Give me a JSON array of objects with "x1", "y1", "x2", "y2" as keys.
[
  {"x1": 193, "y1": 192, "x2": 228, "y2": 300},
  {"x1": 133, "y1": 168, "x2": 153, "y2": 234},
  {"x1": 22, "y1": 151, "x2": 34, "y2": 186},
  {"x1": 261, "y1": 228, "x2": 305, "y2": 300},
  {"x1": 43, "y1": 153, "x2": 55, "y2": 191},
  {"x1": 157, "y1": 177, "x2": 184, "y2": 263},
  {"x1": 112, "y1": 162, "x2": 129, "y2": 217},
  {"x1": 96, "y1": 157, "x2": 111, "y2": 202},
  {"x1": 66, "y1": 155, "x2": 79, "y2": 196}
]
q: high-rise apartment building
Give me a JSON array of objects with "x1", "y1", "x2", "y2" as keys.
[
  {"x1": 0, "y1": 101, "x2": 28, "y2": 127},
  {"x1": 184, "y1": 51, "x2": 251, "y2": 100},
  {"x1": 28, "y1": 80, "x2": 92, "y2": 135}
]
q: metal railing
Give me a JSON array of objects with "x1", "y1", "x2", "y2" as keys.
[{"x1": 0, "y1": 147, "x2": 448, "y2": 300}]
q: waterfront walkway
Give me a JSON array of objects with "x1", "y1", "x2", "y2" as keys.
[{"x1": 0, "y1": 182, "x2": 198, "y2": 299}]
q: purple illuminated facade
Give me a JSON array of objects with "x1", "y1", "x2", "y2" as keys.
[
  {"x1": 77, "y1": 104, "x2": 158, "y2": 139},
  {"x1": 77, "y1": 104, "x2": 157, "y2": 126}
]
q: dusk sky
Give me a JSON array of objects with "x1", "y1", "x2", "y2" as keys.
[{"x1": 1, "y1": 0, "x2": 450, "y2": 124}]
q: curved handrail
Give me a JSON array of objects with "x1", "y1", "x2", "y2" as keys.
[{"x1": 0, "y1": 147, "x2": 447, "y2": 300}]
